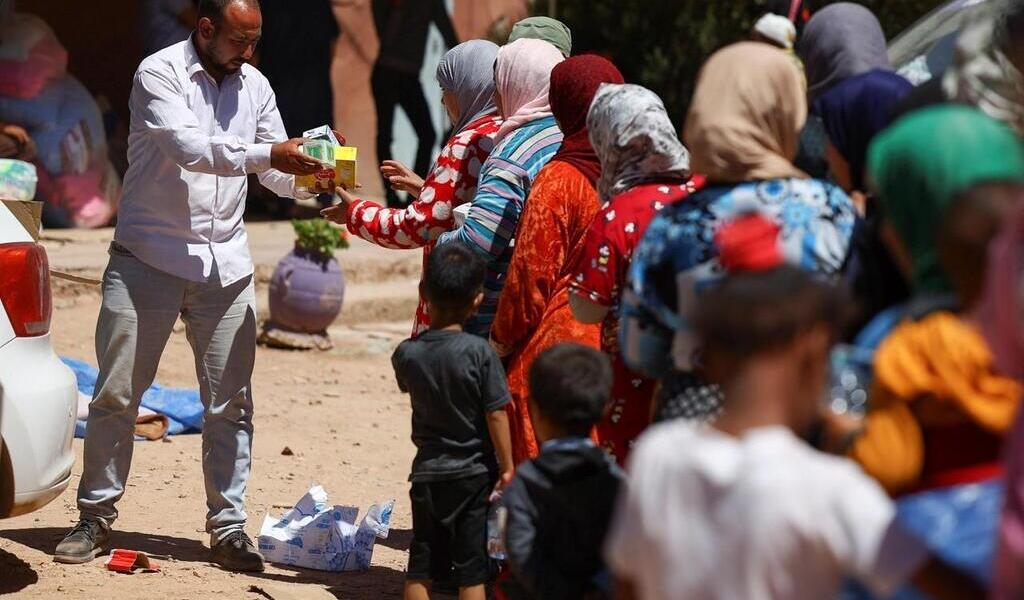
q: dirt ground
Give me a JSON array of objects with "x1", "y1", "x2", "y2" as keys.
[{"x1": 0, "y1": 225, "x2": 430, "y2": 599}]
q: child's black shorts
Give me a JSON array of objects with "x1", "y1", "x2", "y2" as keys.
[{"x1": 407, "y1": 473, "x2": 491, "y2": 587}]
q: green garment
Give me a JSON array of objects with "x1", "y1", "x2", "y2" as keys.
[
  {"x1": 508, "y1": 16, "x2": 572, "y2": 57},
  {"x1": 867, "y1": 105, "x2": 1024, "y2": 293}
]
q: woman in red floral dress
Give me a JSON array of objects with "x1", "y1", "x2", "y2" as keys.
[
  {"x1": 569, "y1": 83, "x2": 704, "y2": 464},
  {"x1": 321, "y1": 40, "x2": 502, "y2": 336}
]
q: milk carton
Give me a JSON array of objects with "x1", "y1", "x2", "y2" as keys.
[{"x1": 302, "y1": 125, "x2": 341, "y2": 146}]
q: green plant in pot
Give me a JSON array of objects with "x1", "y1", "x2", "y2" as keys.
[
  {"x1": 267, "y1": 219, "x2": 349, "y2": 337},
  {"x1": 292, "y1": 218, "x2": 349, "y2": 262}
]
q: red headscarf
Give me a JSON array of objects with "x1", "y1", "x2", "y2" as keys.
[{"x1": 548, "y1": 54, "x2": 624, "y2": 185}]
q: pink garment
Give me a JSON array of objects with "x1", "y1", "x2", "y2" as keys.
[
  {"x1": 981, "y1": 205, "x2": 1024, "y2": 599},
  {"x1": 493, "y1": 38, "x2": 564, "y2": 143},
  {"x1": 0, "y1": 14, "x2": 68, "y2": 99}
]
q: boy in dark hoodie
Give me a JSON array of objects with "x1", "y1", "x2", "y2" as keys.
[{"x1": 502, "y1": 343, "x2": 622, "y2": 599}]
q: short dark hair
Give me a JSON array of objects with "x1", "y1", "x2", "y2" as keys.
[
  {"x1": 528, "y1": 343, "x2": 612, "y2": 437},
  {"x1": 423, "y1": 242, "x2": 486, "y2": 313},
  {"x1": 695, "y1": 266, "x2": 845, "y2": 369},
  {"x1": 198, "y1": 0, "x2": 259, "y2": 24}
]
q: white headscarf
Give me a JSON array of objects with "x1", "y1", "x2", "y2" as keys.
[{"x1": 754, "y1": 13, "x2": 797, "y2": 50}]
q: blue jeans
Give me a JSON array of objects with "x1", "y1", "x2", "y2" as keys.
[{"x1": 77, "y1": 250, "x2": 257, "y2": 544}]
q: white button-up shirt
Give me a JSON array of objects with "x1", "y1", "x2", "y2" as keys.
[{"x1": 115, "y1": 37, "x2": 310, "y2": 286}]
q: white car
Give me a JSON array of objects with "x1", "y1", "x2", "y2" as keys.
[
  {"x1": 889, "y1": 0, "x2": 1005, "y2": 81},
  {"x1": 0, "y1": 200, "x2": 77, "y2": 518}
]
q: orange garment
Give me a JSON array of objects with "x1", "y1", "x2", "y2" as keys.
[
  {"x1": 491, "y1": 161, "x2": 602, "y2": 464},
  {"x1": 851, "y1": 311, "x2": 1021, "y2": 495}
]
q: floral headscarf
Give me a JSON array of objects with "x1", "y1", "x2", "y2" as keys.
[{"x1": 588, "y1": 83, "x2": 691, "y2": 202}]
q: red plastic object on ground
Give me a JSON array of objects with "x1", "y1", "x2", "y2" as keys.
[{"x1": 105, "y1": 549, "x2": 161, "y2": 574}]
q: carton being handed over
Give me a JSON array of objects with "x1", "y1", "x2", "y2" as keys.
[{"x1": 296, "y1": 125, "x2": 357, "y2": 194}]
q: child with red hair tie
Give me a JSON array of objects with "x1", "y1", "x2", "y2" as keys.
[{"x1": 605, "y1": 214, "x2": 983, "y2": 600}]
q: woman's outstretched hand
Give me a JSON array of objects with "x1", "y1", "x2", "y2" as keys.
[
  {"x1": 319, "y1": 184, "x2": 360, "y2": 225},
  {"x1": 380, "y1": 160, "x2": 425, "y2": 198}
]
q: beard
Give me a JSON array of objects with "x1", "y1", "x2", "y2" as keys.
[{"x1": 207, "y1": 38, "x2": 247, "y2": 75}]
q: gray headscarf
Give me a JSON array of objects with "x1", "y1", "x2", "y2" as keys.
[
  {"x1": 799, "y1": 3, "x2": 890, "y2": 103},
  {"x1": 587, "y1": 83, "x2": 691, "y2": 202},
  {"x1": 436, "y1": 40, "x2": 500, "y2": 136},
  {"x1": 508, "y1": 16, "x2": 572, "y2": 58}
]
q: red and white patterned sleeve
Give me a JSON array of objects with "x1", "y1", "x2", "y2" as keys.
[
  {"x1": 345, "y1": 119, "x2": 498, "y2": 249},
  {"x1": 570, "y1": 203, "x2": 624, "y2": 307}
]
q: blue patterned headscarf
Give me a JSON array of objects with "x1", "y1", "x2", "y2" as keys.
[{"x1": 813, "y1": 69, "x2": 913, "y2": 190}]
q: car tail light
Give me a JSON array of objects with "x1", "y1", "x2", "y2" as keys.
[{"x1": 0, "y1": 242, "x2": 52, "y2": 337}]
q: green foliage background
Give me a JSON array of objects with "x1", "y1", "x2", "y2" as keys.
[{"x1": 532, "y1": 0, "x2": 946, "y2": 127}]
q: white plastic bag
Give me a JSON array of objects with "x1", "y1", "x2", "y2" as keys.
[
  {"x1": 257, "y1": 485, "x2": 394, "y2": 572},
  {"x1": 0, "y1": 159, "x2": 36, "y2": 201}
]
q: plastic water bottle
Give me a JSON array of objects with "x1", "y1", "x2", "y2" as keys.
[{"x1": 486, "y1": 493, "x2": 507, "y2": 561}]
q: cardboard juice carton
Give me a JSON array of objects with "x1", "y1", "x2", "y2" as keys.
[
  {"x1": 334, "y1": 146, "x2": 357, "y2": 190},
  {"x1": 296, "y1": 142, "x2": 358, "y2": 194},
  {"x1": 303, "y1": 125, "x2": 341, "y2": 146}
]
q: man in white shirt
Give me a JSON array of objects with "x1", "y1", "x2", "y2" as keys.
[{"x1": 54, "y1": 0, "x2": 323, "y2": 572}]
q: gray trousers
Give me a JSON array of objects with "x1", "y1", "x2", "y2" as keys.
[{"x1": 77, "y1": 249, "x2": 257, "y2": 543}]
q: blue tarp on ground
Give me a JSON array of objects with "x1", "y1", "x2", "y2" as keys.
[{"x1": 62, "y1": 357, "x2": 204, "y2": 438}]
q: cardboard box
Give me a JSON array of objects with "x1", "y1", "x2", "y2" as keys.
[
  {"x1": 1, "y1": 199, "x2": 42, "y2": 241},
  {"x1": 296, "y1": 145, "x2": 358, "y2": 195},
  {"x1": 302, "y1": 125, "x2": 341, "y2": 146}
]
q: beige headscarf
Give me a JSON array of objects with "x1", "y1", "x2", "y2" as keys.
[{"x1": 684, "y1": 42, "x2": 808, "y2": 183}]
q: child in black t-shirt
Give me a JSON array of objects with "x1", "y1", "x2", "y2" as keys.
[
  {"x1": 502, "y1": 343, "x2": 623, "y2": 600},
  {"x1": 391, "y1": 242, "x2": 514, "y2": 600}
]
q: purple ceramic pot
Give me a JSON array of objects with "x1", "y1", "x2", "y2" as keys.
[{"x1": 268, "y1": 245, "x2": 346, "y2": 333}]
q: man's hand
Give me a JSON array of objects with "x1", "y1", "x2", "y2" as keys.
[
  {"x1": 380, "y1": 160, "x2": 425, "y2": 198},
  {"x1": 271, "y1": 138, "x2": 322, "y2": 175}
]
